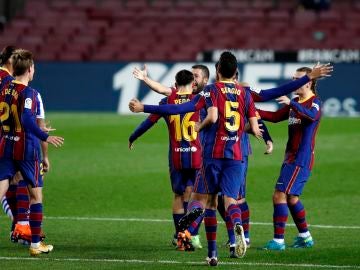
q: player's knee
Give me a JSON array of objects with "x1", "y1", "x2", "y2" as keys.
[{"x1": 287, "y1": 195, "x2": 299, "y2": 206}]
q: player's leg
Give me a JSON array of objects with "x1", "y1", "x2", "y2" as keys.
[
  {"x1": 177, "y1": 166, "x2": 209, "y2": 232},
  {"x1": 263, "y1": 163, "x2": 303, "y2": 251},
  {"x1": 238, "y1": 156, "x2": 251, "y2": 247},
  {"x1": 169, "y1": 168, "x2": 187, "y2": 249},
  {"x1": 12, "y1": 172, "x2": 32, "y2": 245},
  {"x1": 286, "y1": 167, "x2": 313, "y2": 248},
  {"x1": 0, "y1": 158, "x2": 16, "y2": 231},
  {"x1": 221, "y1": 159, "x2": 246, "y2": 258},
  {"x1": 204, "y1": 193, "x2": 218, "y2": 266},
  {"x1": 184, "y1": 169, "x2": 203, "y2": 249},
  {"x1": 19, "y1": 160, "x2": 52, "y2": 256}
]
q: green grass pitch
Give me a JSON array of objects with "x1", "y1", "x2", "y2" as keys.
[{"x1": 0, "y1": 113, "x2": 359, "y2": 269}]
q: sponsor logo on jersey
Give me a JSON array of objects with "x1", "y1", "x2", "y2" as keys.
[
  {"x1": 175, "y1": 146, "x2": 198, "y2": 152},
  {"x1": 220, "y1": 135, "x2": 239, "y2": 141},
  {"x1": 288, "y1": 117, "x2": 301, "y2": 125},
  {"x1": 199, "y1": 91, "x2": 210, "y2": 98}
]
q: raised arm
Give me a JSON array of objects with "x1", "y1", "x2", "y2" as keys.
[
  {"x1": 248, "y1": 63, "x2": 333, "y2": 102},
  {"x1": 133, "y1": 64, "x2": 172, "y2": 96}
]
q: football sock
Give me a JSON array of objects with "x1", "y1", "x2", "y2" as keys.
[
  {"x1": 30, "y1": 203, "x2": 42, "y2": 244},
  {"x1": 16, "y1": 180, "x2": 30, "y2": 223},
  {"x1": 173, "y1": 213, "x2": 184, "y2": 234},
  {"x1": 224, "y1": 211, "x2": 235, "y2": 246},
  {"x1": 239, "y1": 201, "x2": 250, "y2": 240},
  {"x1": 227, "y1": 204, "x2": 242, "y2": 225},
  {"x1": 5, "y1": 184, "x2": 17, "y2": 227},
  {"x1": 204, "y1": 209, "x2": 217, "y2": 258},
  {"x1": 188, "y1": 215, "x2": 203, "y2": 235},
  {"x1": 288, "y1": 200, "x2": 309, "y2": 234},
  {"x1": 273, "y1": 203, "x2": 288, "y2": 240}
]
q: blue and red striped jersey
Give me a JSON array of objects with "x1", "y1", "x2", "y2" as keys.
[
  {"x1": 0, "y1": 80, "x2": 48, "y2": 160},
  {"x1": 154, "y1": 89, "x2": 202, "y2": 170},
  {"x1": 143, "y1": 82, "x2": 257, "y2": 160},
  {"x1": 202, "y1": 81, "x2": 257, "y2": 160},
  {"x1": 0, "y1": 67, "x2": 13, "y2": 88},
  {"x1": 258, "y1": 95, "x2": 321, "y2": 170}
]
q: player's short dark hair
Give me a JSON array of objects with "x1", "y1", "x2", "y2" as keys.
[
  {"x1": 217, "y1": 51, "x2": 237, "y2": 79},
  {"x1": 11, "y1": 49, "x2": 34, "y2": 76},
  {"x1": 192, "y1": 64, "x2": 210, "y2": 79},
  {"x1": 175, "y1": 69, "x2": 194, "y2": 86},
  {"x1": 0, "y1": 45, "x2": 17, "y2": 66}
]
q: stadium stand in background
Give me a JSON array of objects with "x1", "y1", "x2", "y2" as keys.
[{"x1": 0, "y1": 0, "x2": 359, "y2": 61}]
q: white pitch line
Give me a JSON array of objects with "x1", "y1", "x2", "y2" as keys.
[
  {"x1": 44, "y1": 216, "x2": 360, "y2": 230},
  {"x1": 0, "y1": 257, "x2": 359, "y2": 269}
]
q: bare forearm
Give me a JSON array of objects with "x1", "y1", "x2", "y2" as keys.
[{"x1": 143, "y1": 77, "x2": 172, "y2": 96}]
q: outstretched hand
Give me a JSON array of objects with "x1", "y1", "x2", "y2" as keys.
[
  {"x1": 309, "y1": 62, "x2": 333, "y2": 79},
  {"x1": 46, "y1": 136, "x2": 64, "y2": 148},
  {"x1": 133, "y1": 65, "x2": 148, "y2": 81}
]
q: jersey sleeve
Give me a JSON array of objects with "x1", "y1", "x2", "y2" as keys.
[
  {"x1": 143, "y1": 94, "x2": 204, "y2": 115},
  {"x1": 245, "y1": 89, "x2": 257, "y2": 118},
  {"x1": 21, "y1": 88, "x2": 49, "y2": 141},
  {"x1": 129, "y1": 114, "x2": 160, "y2": 143},
  {"x1": 247, "y1": 75, "x2": 311, "y2": 102},
  {"x1": 36, "y1": 92, "x2": 45, "y2": 119},
  {"x1": 257, "y1": 105, "x2": 290, "y2": 123},
  {"x1": 290, "y1": 97, "x2": 321, "y2": 121}
]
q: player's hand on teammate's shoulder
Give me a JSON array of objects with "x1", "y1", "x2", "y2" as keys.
[
  {"x1": 129, "y1": 98, "x2": 144, "y2": 113},
  {"x1": 265, "y1": 140, "x2": 273, "y2": 155},
  {"x1": 308, "y1": 62, "x2": 333, "y2": 79}
]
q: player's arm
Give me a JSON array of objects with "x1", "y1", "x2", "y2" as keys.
[
  {"x1": 133, "y1": 65, "x2": 172, "y2": 96},
  {"x1": 257, "y1": 104, "x2": 290, "y2": 123},
  {"x1": 129, "y1": 114, "x2": 161, "y2": 149},
  {"x1": 22, "y1": 89, "x2": 64, "y2": 147},
  {"x1": 129, "y1": 94, "x2": 204, "y2": 115},
  {"x1": 36, "y1": 92, "x2": 50, "y2": 172},
  {"x1": 245, "y1": 90, "x2": 262, "y2": 139},
  {"x1": 278, "y1": 96, "x2": 321, "y2": 121},
  {"x1": 195, "y1": 106, "x2": 217, "y2": 132},
  {"x1": 247, "y1": 63, "x2": 333, "y2": 102},
  {"x1": 258, "y1": 118, "x2": 273, "y2": 154}
]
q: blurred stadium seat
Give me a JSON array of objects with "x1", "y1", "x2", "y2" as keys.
[{"x1": 0, "y1": 0, "x2": 358, "y2": 61}]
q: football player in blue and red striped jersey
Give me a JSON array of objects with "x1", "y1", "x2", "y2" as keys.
[
  {"x1": 258, "y1": 66, "x2": 330, "y2": 251},
  {"x1": 0, "y1": 45, "x2": 17, "y2": 221},
  {"x1": 129, "y1": 70, "x2": 203, "y2": 250},
  {"x1": 132, "y1": 64, "x2": 210, "y2": 249},
  {"x1": 0, "y1": 49, "x2": 64, "y2": 256},
  {"x1": 130, "y1": 52, "x2": 262, "y2": 265}
]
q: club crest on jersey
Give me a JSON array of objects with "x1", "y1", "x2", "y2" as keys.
[
  {"x1": 24, "y1": 98, "x2": 32, "y2": 109},
  {"x1": 288, "y1": 117, "x2": 301, "y2": 125}
]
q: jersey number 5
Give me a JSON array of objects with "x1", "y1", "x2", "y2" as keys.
[
  {"x1": 225, "y1": 101, "x2": 240, "y2": 132},
  {"x1": 0, "y1": 102, "x2": 22, "y2": 132},
  {"x1": 170, "y1": 112, "x2": 197, "y2": 142}
]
